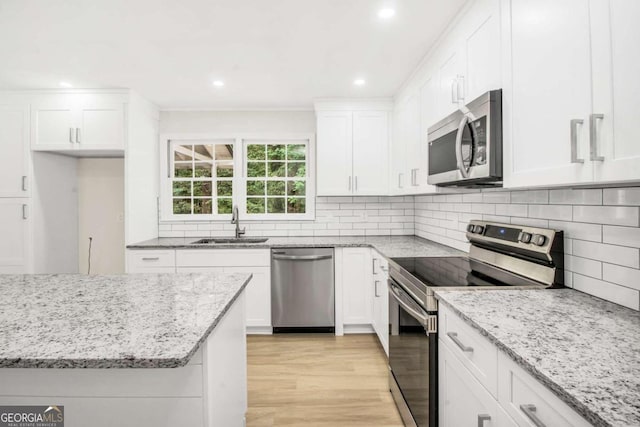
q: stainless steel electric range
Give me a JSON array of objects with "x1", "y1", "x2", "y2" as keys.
[{"x1": 387, "y1": 220, "x2": 564, "y2": 427}]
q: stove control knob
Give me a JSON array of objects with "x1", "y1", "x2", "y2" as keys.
[
  {"x1": 474, "y1": 225, "x2": 484, "y2": 234},
  {"x1": 467, "y1": 224, "x2": 476, "y2": 233},
  {"x1": 519, "y1": 232, "x2": 532, "y2": 243},
  {"x1": 532, "y1": 234, "x2": 547, "y2": 246}
]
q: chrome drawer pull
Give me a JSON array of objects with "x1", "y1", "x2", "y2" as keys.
[
  {"x1": 570, "y1": 119, "x2": 584, "y2": 163},
  {"x1": 477, "y1": 414, "x2": 491, "y2": 427},
  {"x1": 447, "y1": 332, "x2": 473, "y2": 352},
  {"x1": 520, "y1": 404, "x2": 546, "y2": 427},
  {"x1": 141, "y1": 257, "x2": 160, "y2": 261},
  {"x1": 589, "y1": 114, "x2": 604, "y2": 161}
]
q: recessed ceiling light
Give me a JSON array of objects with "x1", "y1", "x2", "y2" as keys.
[
  {"x1": 354, "y1": 79, "x2": 366, "y2": 86},
  {"x1": 212, "y1": 80, "x2": 225, "y2": 87},
  {"x1": 378, "y1": 8, "x2": 396, "y2": 19},
  {"x1": 59, "y1": 81, "x2": 73, "y2": 88}
]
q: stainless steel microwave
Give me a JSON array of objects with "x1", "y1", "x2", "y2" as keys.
[{"x1": 427, "y1": 89, "x2": 502, "y2": 186}]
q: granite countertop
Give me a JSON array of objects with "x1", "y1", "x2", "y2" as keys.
[
  {"x1": 435, "y1": 288, "x2": 640, "y2": 427},
  {"x1": 0, "y1": 273, "x2": 252, "y2": 369},
  {"x1": 127, "y1": 235, "x2": 465, "y2": 259}
]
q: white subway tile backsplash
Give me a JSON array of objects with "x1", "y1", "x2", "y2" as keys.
[
  {"x1": 482, "y1": 192, "x2": 511, "y2": 203},
  {"x1": 495, "y1": 204, "x2": 527, "y2": 217},
  {"x1": 511, "y1": 190, "x2": 549, "y2": 204},
  {"x1": 549, "y1": 189, "x2": 602, "y2": 205},
  {"x1": 602, "y1": 263, "x2": 640, "y2": 291},
  {"x1": 603, "y1": 188, "x2": 640, "y2": 206},
  {"x1": 528, "y1": 204, "x2": 572, "y2": 221},
  {"x1": 548, "y1": 220, "x2": 602, "y2": 242},
  {"x1": 565, "y1": 255, "x2": 602, "y2": 279},
  {"x1": 573, "y1": 206, "x2": 639, "y2": 227},
  {"x1": 572, "y1": 240, "x2": 639, "y2": 268},
  {"x1": 602, "y1": 225, "x2": 640, "y2": 248},
  {"x1": 573, "y1": 274, "x2": 640, "y2": 311}
]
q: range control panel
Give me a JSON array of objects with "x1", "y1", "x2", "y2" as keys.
[
  {"x1": 465, "y1": 220, "x2": 562, "y2": 258},
  {"x1": 466, "y1": 223, "x2": 548, "y2": 247}
]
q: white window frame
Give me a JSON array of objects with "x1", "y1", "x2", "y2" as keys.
[{"x1": 159, "y1": 133, "x2": 316, "y2": 221}]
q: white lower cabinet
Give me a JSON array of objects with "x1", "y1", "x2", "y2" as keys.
[
  {"x1": 127, "y1": 250, "x2": 176, "y2": 273},
  {"x1": 439, "y1": 304, "x2": 590, "y2": 427},
  {"x1": 0, "y1": 199, "x2": 31, "y2": 273},
  {"x1": 371, "y1": 251, "x2": 389, "y2": 355},
  {"x1": 341, "y1": 247, "x2": 373, "y2": 329}
]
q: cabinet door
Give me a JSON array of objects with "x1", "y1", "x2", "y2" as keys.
[
  {"x1": 390, "y1": 106, "x2": 407, "y2": 194},
  {"x1": 342, "y1": 248, "x2": 373, "y2": 325},
  {"x1": 440, "y1": 341, "x2": 514, "y2": 427},
  {"x1": 227, "y1": 266, "x2": 271, "y2": 330},
  {"x1": 437, "y1": 50, "x2": 462, "y2": 119},
  {"x1": 591, "y1": 0, "x2": 640, "y2": 183},
  {"x1": 316, "y1": 111, "x2": 353, "y2": 196},
  {"x1": 461, "y1": 0, "x2": 501, "y2": 102},
  {"x1": 401, "y1": 93, "x2": 423, "y2": 193},
  {"x1": 504, "y1": 0, "x2": 594, "y2": 188},
  {"x1": 0, "y1": 199, "x2": 31, "y2": 273},
  {"x1": 77, "y1": 101, "x2": 125, "y2": 149},
  {"x1": 31, "y1": 98, "x2": 77, "y2": 150},
  {"x1": 372, "y1": 255, "x2": 389, "y2": 356},
  {"x1": 352, "y1": 111, "x2": 389, "y2": 195},
  {"x1": 0, "y1": 105, "x2": 30, "y2": 197}
]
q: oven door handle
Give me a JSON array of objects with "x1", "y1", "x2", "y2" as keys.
[
  {"x1": 455, "y1": 115, "x2": 471, "y2": 179},
  {"x1": 389, "y1": 283, "x2": 429, "y2": 325}
]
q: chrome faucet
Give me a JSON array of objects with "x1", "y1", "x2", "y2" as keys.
[{"x1": 231, "y1": 205, "x2": 246, "y2": 239}]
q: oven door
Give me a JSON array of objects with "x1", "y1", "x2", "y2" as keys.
[{"x1": 388, "y1": 279, "x2": 437, "y2": 427}]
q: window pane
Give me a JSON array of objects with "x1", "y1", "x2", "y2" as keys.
[
  {"x1": 247, "y1": 180, "x2": 265, "y2": 196},
  {"x1": 247, "y1": 144, "x2": 266, "y2": 160},
  {"x1": 174, "y1": 145, "x2": 193, "y2": 161},
  {"x1": 193, "y1": 181, "x2": 212, "y2": 197},
  {"x1": 268, "y1": 162, "x2": 286, "y2": 177},
  {"x1": 216, "y1": 162, "x2": 234, "y2": 178},
  {"x1": 173, "y1": 198, "x2": 191, "y2": 214},
  {"x1": 267, "y1": 197, "x2": 285, "y2": 213},
  {"x1": 267, "y1": 145, "x2": 285, "y2": 160},
  {"x1": 215, "y1": 144, "x2": 233, "y2": 161},
  {"x1": 247, "y1": 197, "x2": 265, "y2": 214},
  {"x1": 267, "y1": 181, "x2": 285, "y2": 196},
  {"x1": 193, "y1": 198, "x2": 212, "y2": 214},
  {"x1": 217, "y1": 198, "x2": 232, "y2": 214},
  {"x1": 173, "y1": 181, "x2": 191, "y2": 197},
  {"x1": 287, "y1": 162, "x2": 306, "y2": 178},
  {"x1": 194, "y1": 162, "x2": 212, "y2": 177},
  {"x1": 287, "y1": 181, "x2": 305, "y2": 196},
  {"x1": 247, "y1": 162, "x2": 266, "y2": 177},
  {"x1": 175, "y1": 163, "x2": 193, "y2": 178},
  {"x1": 194, "y1": 144, "x2": 214, "y2": 161},
  {"x1": 287, "y1": 144, "x2": 306, "y2": 161},
  {"x1": 287, "y1": 198, "x2": 306, "y2": 214},
  {"x1": 216, "y1": 180, "x2": 232, "y2": 197}
]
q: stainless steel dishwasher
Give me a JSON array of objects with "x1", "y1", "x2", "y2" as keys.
[{"x1": 271, "y1": 248, "x2": 335, "y2": 332}]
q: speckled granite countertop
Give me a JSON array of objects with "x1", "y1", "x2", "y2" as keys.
[
  {"x1": 0, "y1": 273, "x2": 251, "y2": 369},
  {"x1": 127, "y1": 235, "x2": 464, "y2": 259},
  {"x1": 435, "y1": 289, "x2": 640, "y2": 427}
]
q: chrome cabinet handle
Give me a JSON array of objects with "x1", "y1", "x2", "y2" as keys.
[
  {"x1": 273, "y1": 254, "x2": 332, "y2": 261},
  {"x1": 348, "y1": 176, "x2": 352, "y2": 191},
  {"x1": 372, "y1": 258, "x2": 378, "y2": 274},
  {"x1": 69, "y1": 128, "x2": 74, "y2": 143},
  {"x1": 76, "y1": 127, "x2": 81, "y2": 144},
  {"x1": 570, "y1": 119, "x2": 585, "y2": 163},
  {"x1": 141, "y1": 257, "x2": 160, "y2": 261},
  {"x1": 446, "y1": 332, "x2": 473, "y2": 352},
  {"x1": 22, "y1": 176, "x2": 27, "y2": 192},
  {"x1": 589, "y1": 114, "x2": 604, "y2": 161},
  {"x1": 477, "y1": 414, "x2": 491, "y2": 427},
  {"x1": 451, "y1": 79, "x2": 458, "y2": 104},
  {"x1": 398, "y1": 173, "x2": 404, "y2": 189},
  {"x1": 520, "y1": 404, "x2": 546, "y2": 427},
  {"x1": 457, "y1": 75, "x2": 465, "y2": 102},
  {"x1": 22, "y1": 204, "x2": 28, "y2": 220},
  {"x1": 354, "y1": 176, "x2": 358, "y2": 192},
  {"x1": 375, "y1": 280, "x2": 381, "y2": 297},
  {"x1": 455, "y1": 116, "x2": 470, "y2": 178}
]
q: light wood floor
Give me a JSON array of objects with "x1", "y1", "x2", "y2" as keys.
[{"x1": 246, "y1": 334, "x2": 403, "y2": 427}]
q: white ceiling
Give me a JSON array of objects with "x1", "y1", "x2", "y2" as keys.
[{"x1": 0, "y1": 0, "x2": 466, "y2": 109}]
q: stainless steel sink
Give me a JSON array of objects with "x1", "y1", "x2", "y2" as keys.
[{"x1": 191, "y1": 237, "x2": 269, "y2": 244}]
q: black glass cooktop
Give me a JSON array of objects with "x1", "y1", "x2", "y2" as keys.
[{"x1": 390, "y1": 256, "x2": 515, "y2": 288}]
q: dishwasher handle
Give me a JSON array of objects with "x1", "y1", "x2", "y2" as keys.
[{"x1": 272, "y1": 254, "x2": 333, "y2": 261}]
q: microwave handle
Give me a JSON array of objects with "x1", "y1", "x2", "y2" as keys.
[{"x1": 455, "y1": 115, "x2": 470, "y2": 178}]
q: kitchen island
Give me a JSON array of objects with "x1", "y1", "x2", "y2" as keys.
[{"x1": 0, "y1": 273, "x2": 252, "y2": 427}]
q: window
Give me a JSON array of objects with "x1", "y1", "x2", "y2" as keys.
[
  {"x1": 169, "y1": 140, "x2": 235, "y2": 217},
  {"x1": 162, "y1": 135, "x2": 315, "y2": 221}
]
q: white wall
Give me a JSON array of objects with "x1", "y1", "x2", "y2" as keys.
[
  {"x1": 78, "y1": 159, "x2": 125, "y2": 274},
  {"x1": 32, "y1": 152, "x2": 78, "y2": 273},
  {"x1": 160, "y1": 110, "x2": 315, "y2": 134}
]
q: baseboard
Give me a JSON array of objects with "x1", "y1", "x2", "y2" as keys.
[
  {"x1": 246, "y1": 326, "x2": 273, "y2": 335},
  {"x1": 343, "y1": 324, "x2": 375, "y2": 334}
]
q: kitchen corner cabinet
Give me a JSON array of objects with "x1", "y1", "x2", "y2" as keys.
[
  {"x1": 503, "y1": 0, "x2": 640, "y2": 188},
  {"x1": 31, "y1": 94, "x2": 126, "y2": 154},
  {"x1": 0, "y1": 199, "x2": 31, "y2": 273},
  {"x1": 315, "y1": 102, "x2": 391, "y2": 196},
  {"x1": 0, "y1": 105, "x2": 30, "y2": 198},
  {"x1": 341, "y1": 247, "x2": 373, "y2": 328}
]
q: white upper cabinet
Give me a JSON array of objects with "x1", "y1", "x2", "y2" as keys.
[
  {"x1": 504, "y1": 0, "x2": 640, "y2": 188},
  {"x1": 315, "y1": 101, "x2": 391, "y2": 196},
  {"x1": 32, "y1": 94, "x2": 126, "y2": 154},
  {"x1": 0, "y1": 105, "x2": 30, "y2": 198},
  {"x1": 437, "y1": 51, "x2": 463, "y2": 119}
]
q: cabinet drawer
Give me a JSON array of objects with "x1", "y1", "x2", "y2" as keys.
[
  {"x1": 176, "y1": 249, "x2": 270, "y2": 267},
  {"x1": 497, "y1": 352, "x2": 590, "y2": 427},
  {"x1": 439, "y1": 304, "x2": 498, "y2": 397},
  {"x1": 127, "y1": 250, "x2": 176, "y2": 271}
]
